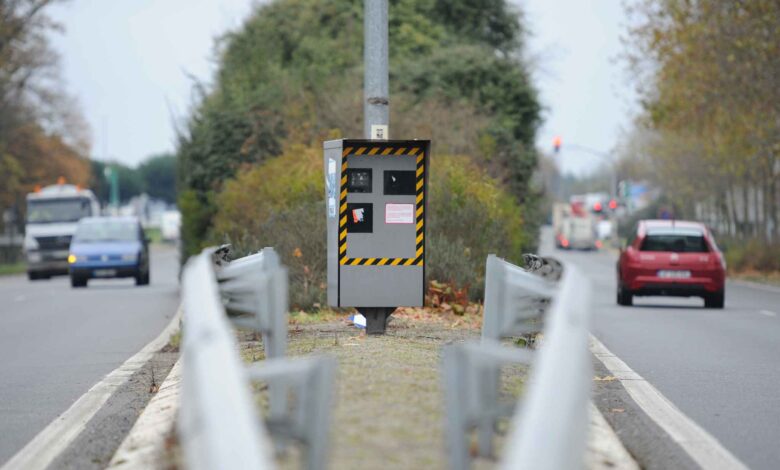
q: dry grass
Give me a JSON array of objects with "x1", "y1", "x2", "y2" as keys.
[
  {"x1": 730, "y1": 269, "x2": 780, "y2": 287},
  {"x1": 238, "y1": 308, "x2": 527, "y2": 470}
]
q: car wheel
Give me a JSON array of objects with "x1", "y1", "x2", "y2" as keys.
[
  {"x1": 27, "y1": 271, "x2": 39, "y2": 281},
  {"x1": 704, "y1": 290, "x2": 724, "y2": 309},
  {"x1": 617, "y1": 285, "x2": 633, "y2": 306},
  {"x1": 70, "y1": 275, "x2": 87, "y2": 288},
  {"x1": 135, "y1": 269, "x2": 150, "y2": 286}
]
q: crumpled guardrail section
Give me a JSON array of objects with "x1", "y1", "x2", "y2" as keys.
[
  {"x1": 179, "y1": 247, "x2": 336, "y2": 470},
  {"x1": 443, "y1": 254, "x2": 592, "y2": 470}
]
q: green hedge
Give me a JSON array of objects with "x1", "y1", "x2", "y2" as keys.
[{"x1": 210, "y1": 149, "x2": 532, "y2": 310}]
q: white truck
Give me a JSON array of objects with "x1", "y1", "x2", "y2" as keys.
[
  {"x1": 160, "y1": 210, "x2": 181, "y2": 242},
  {"x1": 553, "y1": 201, "x2": 599, "y2": 250},
  {"x1": 24, "y1": 183, "x2": 100, "y2": 280}
]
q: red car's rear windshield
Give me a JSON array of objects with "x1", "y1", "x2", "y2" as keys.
[{"x1": 640, "y1": 229, "x2": 709, "y2": 253}]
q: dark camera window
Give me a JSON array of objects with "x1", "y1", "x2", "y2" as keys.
[
  {"x1": 346, "y1": 203, "x2": 373, "y2": 233},
  {"x1": 384, "y1": 170, "x2": 416, "y2": 195},
  {"x1": 346, "y1": 169, "x2": 372, "y2": 193}
]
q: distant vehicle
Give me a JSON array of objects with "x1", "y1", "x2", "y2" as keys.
[
  {"x1": 557, "y1": 215, "x2": 599, "y2": 250},
  {"x1": 617, "y1": 220, "x2": 725, "y2": 308},
  {"x1": 24, "y1": 182, "x2": 101, "y2": 280},
  {"x1": 68, "y1": 217, "x2": 150, "y2": 288},
  {"x1": 160, "y1": 210, "x2": 181, "y2": 242}
]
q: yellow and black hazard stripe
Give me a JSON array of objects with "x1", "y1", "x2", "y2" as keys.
[{"x1": 338, "y1": 143, "x2": 426, "y2": 266}]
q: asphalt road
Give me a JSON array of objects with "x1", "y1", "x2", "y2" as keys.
[
  {"x1": 540, "y1": 227, "x2": 780, "y2": 470},
  {"x1": 0, "y1": 244, "x2": 179, "y2": 466}
]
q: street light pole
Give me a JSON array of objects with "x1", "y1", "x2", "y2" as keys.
[{"x1": 364, "y1": 0, "x2": 389, "y2": 139}]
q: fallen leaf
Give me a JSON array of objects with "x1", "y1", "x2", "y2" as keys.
[{"x1": 593, "y1": 375, "x2": 617, "y2": 382}]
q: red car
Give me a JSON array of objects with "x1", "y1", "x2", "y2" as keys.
[{"x1": 617, "y1": 220, "x2": 726, "y2": 308}]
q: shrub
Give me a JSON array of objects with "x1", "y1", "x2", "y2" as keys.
[
  {"x1": 212, "y1": 145, "x2": 326, "y2": 310},
  {"x1": 721, "y1": 238, "x2": 780, "y2": 273},
  {"x1": 211, "y1": 151, "x2": 532, "y2": 309},
  {"x1": 427, "y1": 155, "x2": 533, "y2": 299}
]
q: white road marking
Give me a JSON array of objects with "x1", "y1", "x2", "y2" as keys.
[
  {"x1": 590, "y1": 336, "x2": 748, "y2": 470},
  {"x1": 1, "y1": 307, "x2": 182, "y2": 470},
  {"x1": 759, "y1": 310, "x2": 777, "y2": 318},
  {"x1": 728, "y1": 279, "x2": 780, "y2": 294}
]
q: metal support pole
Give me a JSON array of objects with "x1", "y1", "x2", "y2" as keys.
[
  {"x1": 361, "y1": 0, "x2": 393, "y2": 334},
  {"x1": 364, "y1": 0, "x2": 389, "y2": 139}
]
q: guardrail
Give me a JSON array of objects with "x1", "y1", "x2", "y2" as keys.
[
  {"x1": 179, "y1": 247, "x2": 336, "y2": 470},
  {"x1": 443, "y1": 254, "x2": 592, "y2": 470}
]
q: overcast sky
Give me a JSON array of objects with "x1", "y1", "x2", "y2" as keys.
[{"x1": 49, "y1": 0, "x2": 636, "y2": 175}]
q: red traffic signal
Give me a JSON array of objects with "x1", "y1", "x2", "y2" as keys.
[
  {"x1": 593, "y1": 202, "x2": 603, "y2": 212},
  {"x1": 552, "y1": 136, "x2": 562, "y2": 153},
  {"x1": 608, "y1": 199, "x2": 618, "y2": 210}
]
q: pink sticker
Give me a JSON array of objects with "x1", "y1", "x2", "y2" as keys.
[{"x1": 385, "y1": 203, "x2": 415, "y2": 224}]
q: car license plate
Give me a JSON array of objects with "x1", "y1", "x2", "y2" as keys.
[
  {"x1": 93, "y1": 269, "x2": 117, "y2": 277},
  {"x1": 658, "y1": 270, "x2": 691, "y2": 279}
]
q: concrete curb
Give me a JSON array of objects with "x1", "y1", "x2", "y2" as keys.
[
  {"x1": 586, "y1": 404, "x2": 640, "y2": 469},
  {"x1": 107, "y1": 359, "x2": 182, "y2": 469}
]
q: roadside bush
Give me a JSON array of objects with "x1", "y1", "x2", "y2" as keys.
[
  {"x1": 427, "y1": 155, "x2": 533, "y2": 300},
  {"x1": 211, "y1": 145, "x2": 325, "y2": 310},
  {"x1": 212, "y1": 150, "x2": 532, "y2": 310},
  {"x1": 721, "y1": 238, "x2": 780, "y2": 273}
]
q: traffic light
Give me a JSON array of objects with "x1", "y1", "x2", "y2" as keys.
[
  {"x1": 608, "y1": 199, "x2": 618, "y2": 210},
  {"x1": 553, "y1": 136, "x2": 562, "y2": 153},
  {"x1": 593, "y1": 202, "x2": 603, "y2": 212}
]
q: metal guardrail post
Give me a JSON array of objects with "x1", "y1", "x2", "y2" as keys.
[
  {"x1": 181, "y1": 247, "x2": 336, "y2": 470},
  {"x1": 442, "y1": 341, "x2": 533, "y2": 470},
  {"x1": 217, "y1": 248, "x2": 289, "y2": 359},
  {"x1": 247, "y1": 356, "x2": 337, "y2": 470},
  {"x1": 500, "y1": 264, "x2": 592, "y2": 470},
  {"x1": 444, "y1": 255, "x2": 592, "y2": 470},
  {"x1": 179, "y1": 251, "x2": 276, "y2": 470},
  {"x1": 482, "y1": 254, "x2": 557, "y2": 342}
]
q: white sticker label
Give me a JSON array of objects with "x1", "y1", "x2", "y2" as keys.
[
  {"x1": 371, "y1": 124, "x2": 389, "y2": 140},
  {"x1": 385, "y1": 203, "x2": 415, "y2": 224},
  {"x1": 328, "y1": 197, "x2": 336, "y2": 218},
  {"x1": 326, "y1": 158, "x2": 337, "y2": 218}
]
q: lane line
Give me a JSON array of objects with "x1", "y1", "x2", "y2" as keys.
[
  {"x1": 728, "y1": 279, "x2": 780, "y2": 294},
  {"x1": 590, "y1": 335, "x2": 748, "y2": 470},
  {"x1": 1, "y1": 307, "x2": 182, "y2": 470},
  {"x1": 758, "y1": 310, "x2": 777, "y2": 318}
]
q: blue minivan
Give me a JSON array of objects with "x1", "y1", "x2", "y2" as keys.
[{"x1": 68, "y1": 217, "x2": 150, "y2": 288}]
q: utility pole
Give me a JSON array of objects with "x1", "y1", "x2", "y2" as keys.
[
  {"x1": 364, "y1": 0, "x2": 389, "y2": 139},
  {"x1": 103, "y1": 166, "x2": 120, "y2": 213}
]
